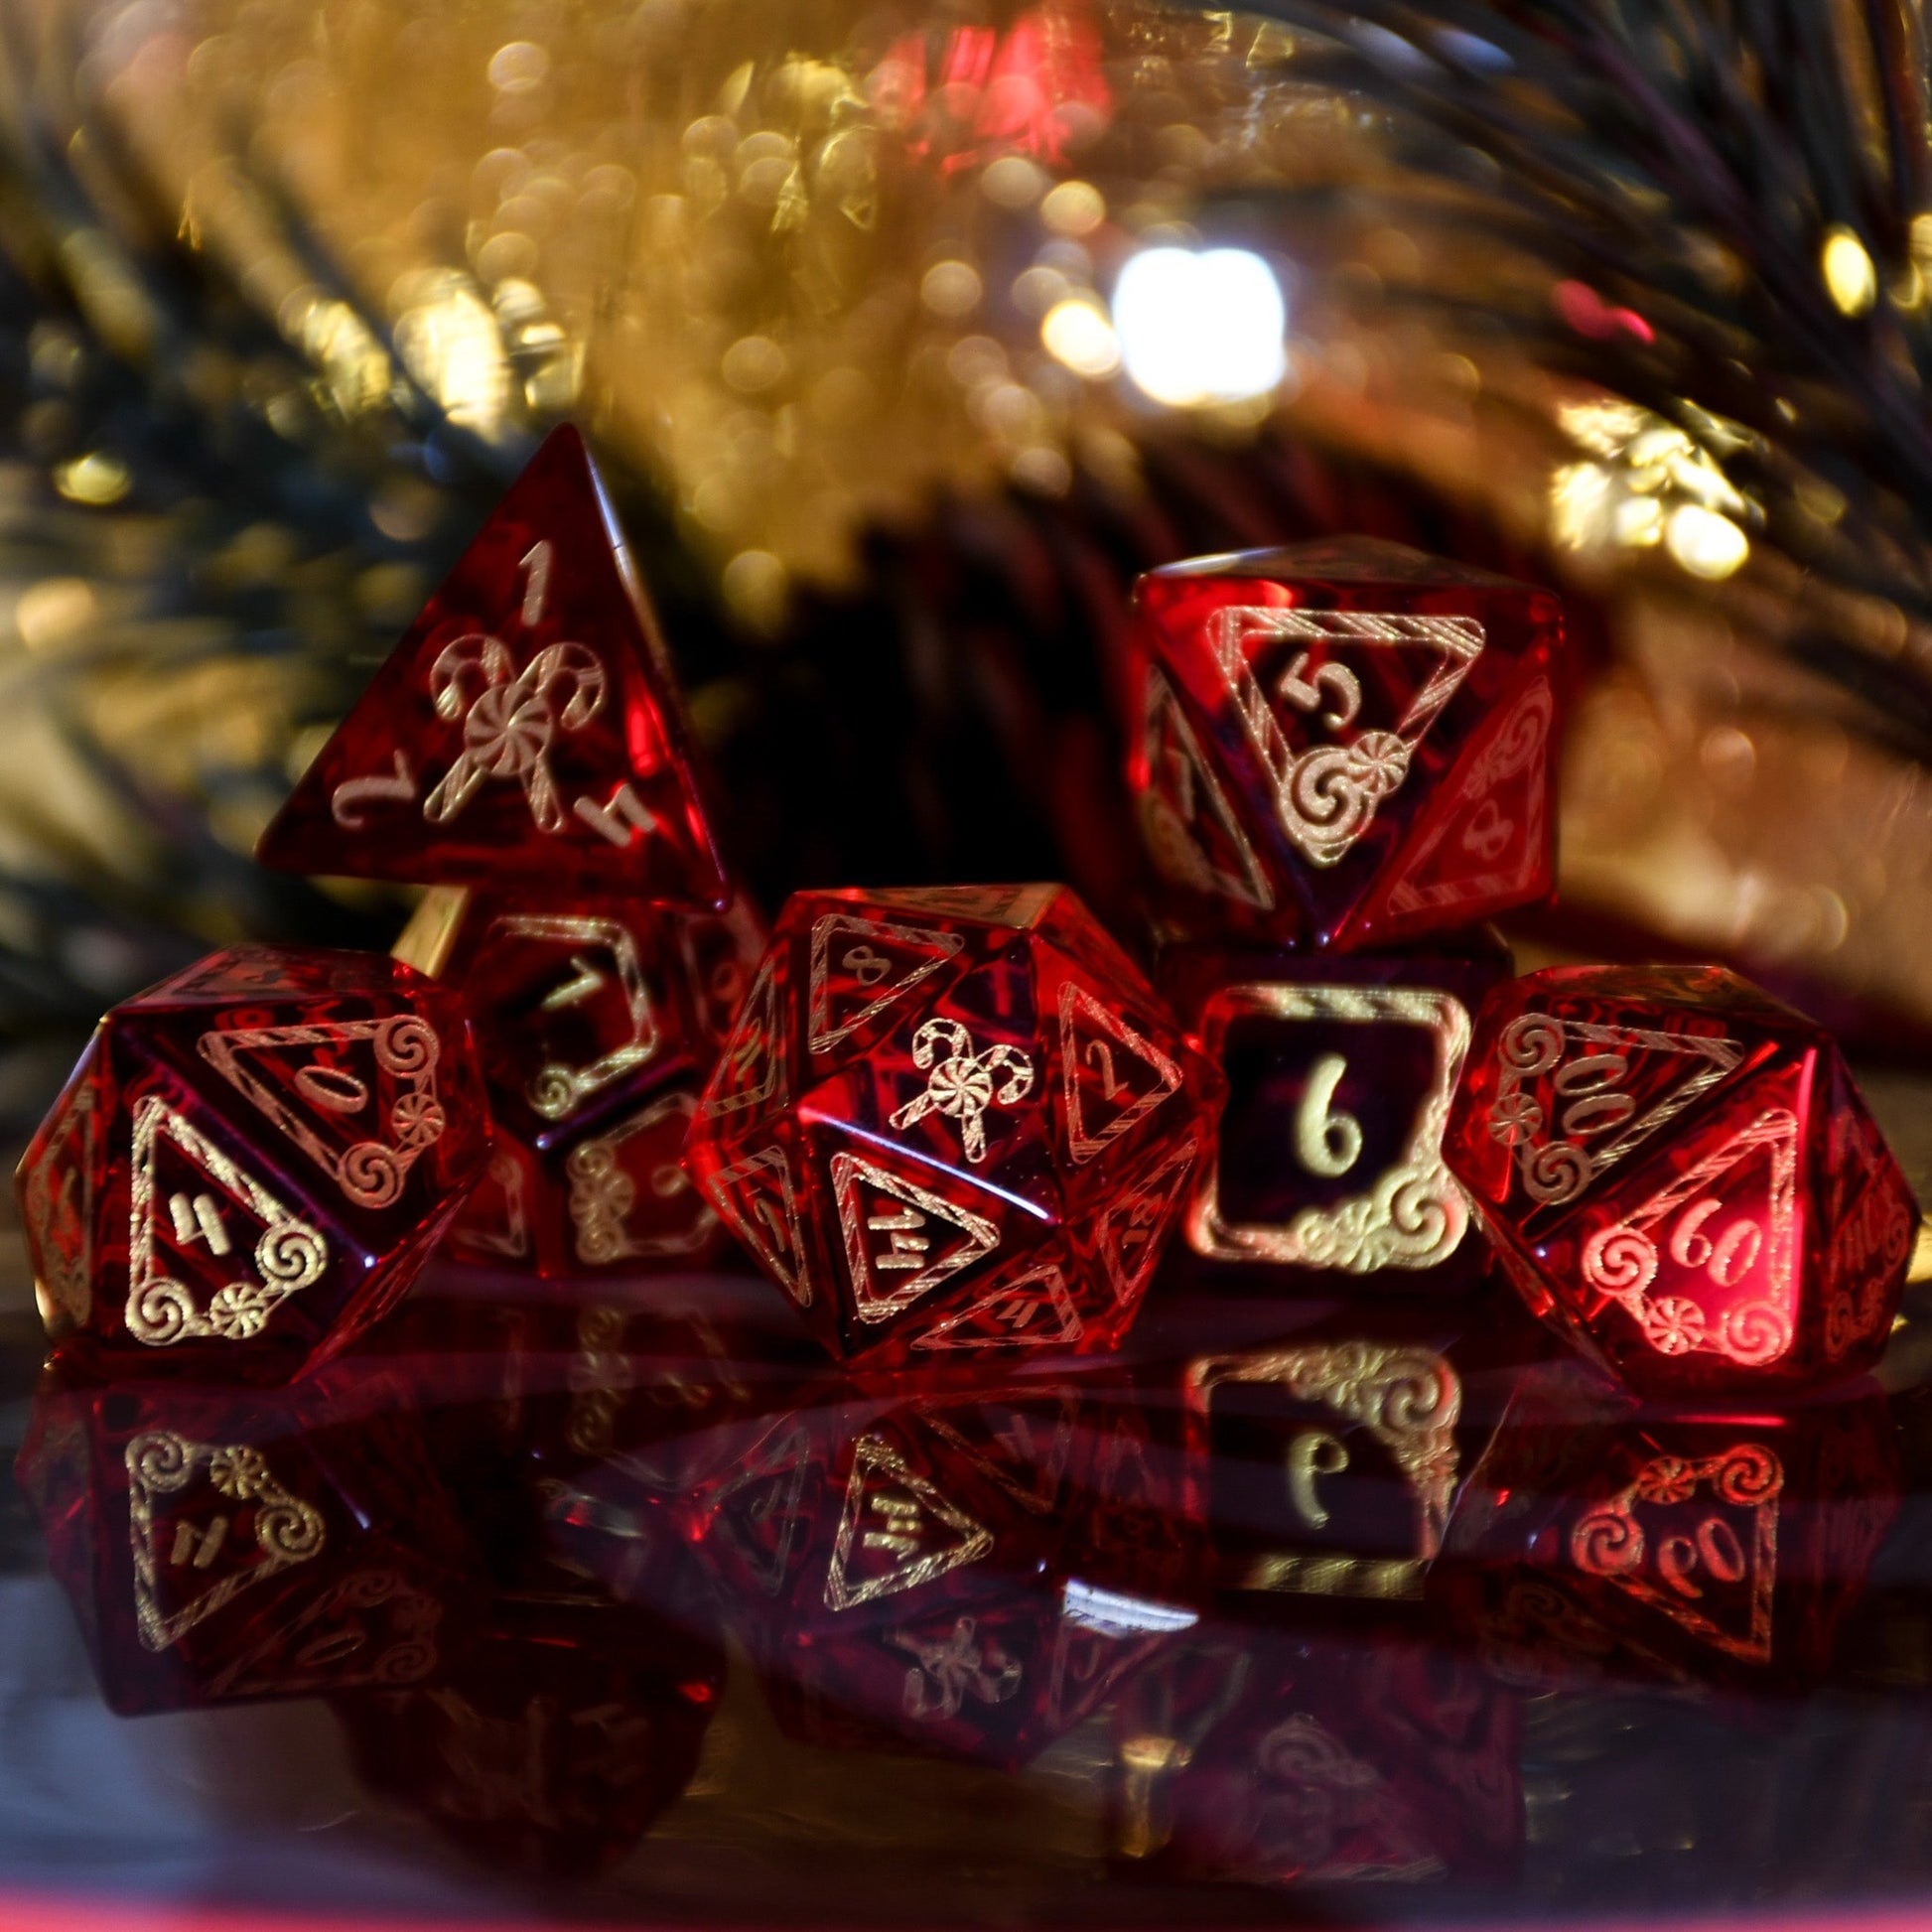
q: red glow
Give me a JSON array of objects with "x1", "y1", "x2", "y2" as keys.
[{"x1": 1554, "y1": 279, "x2": 1655, "y2": 345}]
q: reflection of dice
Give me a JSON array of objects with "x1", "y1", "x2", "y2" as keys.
[
  {"x1": 1446, "y1": 965, "x2": 1919, "y2": 1397},
  {"x1": 682, "y1": 1372, "x2": 1194, "y2": 1769},
  {"x1": 395, "y1": 886, "x2": 763, "y2": 1275},
  {"x1": 17, "y1": 1362, "x2": 474, "y2": 1714},
  {"x1": 1161, "y1": 934, "x2": 1510, "y2": 1281},
  {"x1": 1126, "y1": 540, "x2": 1562, "y2": 949},
  {"x1": 1168, "y1": 1304, "x2": 1538, "y2": 1609},
  {"x1": 16, "y1": 946, "x2": 491, "y2": 1381},
  {"x1": 335, "y1": 1589, "x2": 724, "y2": 1878},
  {"x1": 684, "y1": 885, "x2": 1216, "y2": 1364},
  {"x1": 257, "y1": 425, "x2": 731, "y2": 907},
  {"x1": 1446, "y1": 1365, "x2": 1900, "y2": 1687},
  {"x1": 1110, "y1": 1632, "x2": 1521, "y2": 1887}
]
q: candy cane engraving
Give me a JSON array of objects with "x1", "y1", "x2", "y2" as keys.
[
  {"x1": 889, "y1": 1020, "x2": 1035, "y2": 1165},
  {"x1": 422, "y1": 634, "x2": 608, "y2": 832}
]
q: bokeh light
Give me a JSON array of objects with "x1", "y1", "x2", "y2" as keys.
[{"x1": 1111, "y1": 247, "x2": 1287, "y2": 408}]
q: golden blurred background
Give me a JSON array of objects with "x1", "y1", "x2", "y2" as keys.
[{"x1": 1, "y1": 0, "x2": 1931, "y2": 1232}]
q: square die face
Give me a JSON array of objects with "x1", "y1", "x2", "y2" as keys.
[
  {"x1": 453, "y1": 903, "x2": 687, "y2": 1147},
  {"x1": 1186, "y1": 1340, "x2": 1465, "y2": 1604},
  {"x1": 1171, "y1": 944, "x2": 1507, "y2": 1278},
  {"x1": 1198, "y1": 986, "x2": 1465, "y2": 1274}
]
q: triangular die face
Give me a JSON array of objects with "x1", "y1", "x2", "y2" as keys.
[
  {"x1": 709, "y1": 1424, "x2": 815, "y2": 1598},
  {"x1": 1140, "y1": 669, "x2": 1275, "y2": 911},
  {"x1": 1374, "y1": 673, "x2": 1555, "y2": 931},
  {"x1": 824, "y1": 1433, "x2": 993, "y2": 1611},
  {"x1": 699, "y1": 952, "x2": 787, "y2": 1121},
  {"x1": 704, "y1": 1143, "x2": 813, "y2": 1308},
  {"x1": 1569, "y1": 1444, "x2": 1781, "y2": 1663},
  {"x1": 1056, "y1": 981, "x2": 1183, "y2": 1165},
  {"x1": 128, "y1": 1098, "x2": 332, "y2": 1348},
  {"x1": 126, "y1": 1430, "x2": 327, "y2": 1652},
  {"x1": 1483, "y1": 1008, "x2": 1750, "y2": 1230},
  {"x1": 1580, "y1": 1106, "x2": 1801, "y2": 1369},
  {"x1": 830, "y1": 1150, "x2": 1004, "y2": 1323},
  {"x1": 808, "y1": 913, "x2": 964, "y2": 1061},
  {"x1": 256, "y1": 427, "x2": 728, "y2": 904},
  {"x1": 910, "y1": 1264, "x2": 1083, "y2": 1352},
  {"x1": 1206, "y1": 602, "x2": 1484, "y2": 870},
  {"x1": 1093, "y1": 1131, "x2": 1200, "y2": 1307},
  {"x1": 197, "y1": 1014, "x2": 448, "y2": 1215}
]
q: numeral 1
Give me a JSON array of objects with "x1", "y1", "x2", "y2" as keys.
[{"x1": 519, "y1": 539, "x2": 553, "y2": 627}]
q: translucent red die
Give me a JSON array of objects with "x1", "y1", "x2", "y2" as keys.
[
  {"x1": 16, "y1": 1361, "x2": 475, "y2": 1714},
  {"x1": 392, "y1": 886, "x2": 763, "y2": 1275},
  {"x1": 16, "y1": 946, "x2": 492, "y2": 1382},
  {"x1": 1160, "y1": 932, "x2": 1511, "y2": 1282},
  {"x1": 1444, "y1": 965, "x2": 1917, "y2": 1398},
  {"x1": 1126, "y1": 539, "x2": 1562, "y2": 950},
  {"x1": 257, "y1": 425, "x2": 730, "y2": 907},
  {"x1": 683, "y1": 885, "x2": 1218, "y2": 1363}
]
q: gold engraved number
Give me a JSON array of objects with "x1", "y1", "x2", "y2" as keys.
[
  {"x1": 292, "y1": 1065, "x2": 369, "y2": 1115},
  {"x1": 170, "y1": 1191, "x2": 231, "y2": 1256},
  {"x1": 519, "y1": 539, "x2": 553, "y2": 627},
  {"x1": 171, "y1": 1517, "x2": 230, "y2": 1570},
  {"x1": 541, "y1": 954, "x2": 606, "y2": 1012},
  {"x1": 1555, "y1": 1053, "x2": 1636, "y2": 1137},
  {"x1": 753, "y1": 1194, "x2": 790, "y2": 1257},
  {"x1": 865, "y1": 1492, "x2": 922, "y2": 1557},
  {"x1": 1669, "y1": 1197, "x2": 1763, "y2": 1288},
  {"x1": 1085, "y1": 1038, "x2": 1124, "y2": 1100},
  {"x1": 868, "y1": 1203, "x2": 929, "y2": 1272},
  {"x1": 573, "y1": 782, "x2": 659, "y2": 847},
  {"x1": 1656, "y1": 1516, "x2": 1748, "y2": 1599},
  {"x1": 1286, "y1": 1430, "x2": 1349, "y2": 1529},
  {"x1": 1460, "y1": 797, "x2": 1512, "y2": 863},
  {"x1": 1277, "y1": 652, "x2": 1362, "y2": 732},
  {"x1": 1295, "y1": 1053, "x2": 1362, "y2": 1179},
  {"x1": 331, "y1": 751, "x2": 418, "y2": 830},
  {"x1": 842, "y1": 945, "x2": 891, "y2": 988}
]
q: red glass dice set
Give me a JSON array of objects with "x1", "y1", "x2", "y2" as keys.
[{"x1": 12, "y1": 424, "x2": 1921, "y2": 1783}]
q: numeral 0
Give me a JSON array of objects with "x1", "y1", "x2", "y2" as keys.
[{"x1": 1553, "y1": 1052, "x2": 1636, "y2": 1137}]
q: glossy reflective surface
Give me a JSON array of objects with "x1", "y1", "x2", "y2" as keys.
[{"x1": 10, "y1": 1215, "x2": 1932, "y2": 1927}]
